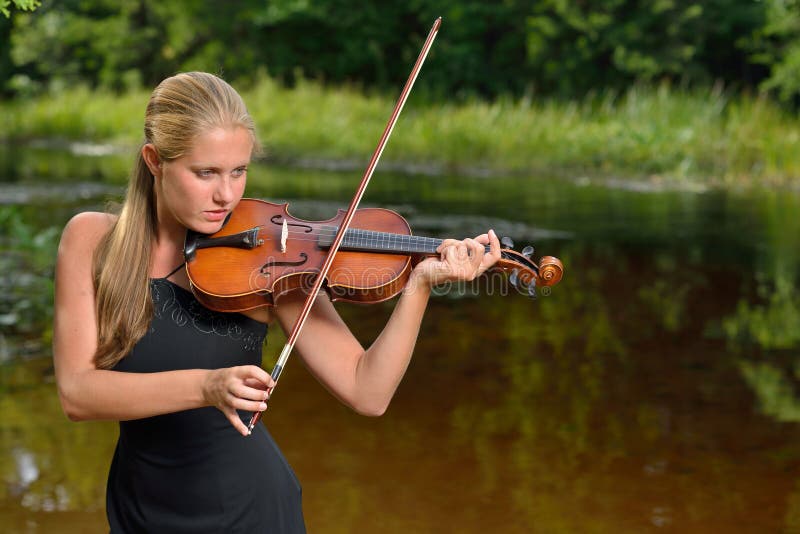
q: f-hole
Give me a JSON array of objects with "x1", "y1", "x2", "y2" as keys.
[{"x1": 270, "y1": 215, "x2": 313, "y2": 233}]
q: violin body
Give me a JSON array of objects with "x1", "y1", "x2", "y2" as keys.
[{"x1": 185, "y1": 198, "x2": 563, "y2": 312}]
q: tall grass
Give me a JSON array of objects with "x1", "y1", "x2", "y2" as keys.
[{"x1": 2, "y1": 77, "x2": 800, "y2": 187}]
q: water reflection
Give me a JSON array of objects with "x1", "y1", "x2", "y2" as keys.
[{"x1": 1, "y1": 145, "x2": 800, "y2": 532}]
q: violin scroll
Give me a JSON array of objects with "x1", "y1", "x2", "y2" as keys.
[
  {"x1": 491, "y1": 245, "x2": 564, "y2": 297},
  {"x1": 537, "y1": 256, "x2": 564, "y2": 287}
]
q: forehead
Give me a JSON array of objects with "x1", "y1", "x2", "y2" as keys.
[{"x1": 186, "y1": 127, "x2": 253, "y2": 163}]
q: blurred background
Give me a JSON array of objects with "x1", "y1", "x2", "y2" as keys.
[{"x1": 2, "y1": 1, "x2": 800, "y2": 532}]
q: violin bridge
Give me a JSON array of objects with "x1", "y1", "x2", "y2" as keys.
[{"x1": 280, "y1": 219, "x2": 288, "y2": 253}]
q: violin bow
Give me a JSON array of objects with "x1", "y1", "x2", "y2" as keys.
[{"x1": 248, "y1": 17, "x2": 442, "y2": 432}]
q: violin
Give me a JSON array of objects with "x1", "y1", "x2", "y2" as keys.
[{"x1": 184, "y1": 198, "x2": 563, "y2": 312}]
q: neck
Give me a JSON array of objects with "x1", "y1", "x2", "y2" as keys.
[
  {"x1": 153, "y1": 211, "x2": 190, "y2": 276},
  {"x1": 317, "y1": 226, "x2": 490, "y2": 255}
]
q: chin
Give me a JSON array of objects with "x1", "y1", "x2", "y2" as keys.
[{"x1": 187, "y1": 220, "x2": 225, "y2": 236}]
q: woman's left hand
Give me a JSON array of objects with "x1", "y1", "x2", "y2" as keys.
[{"x1": 411, "y1": 229, "x2": 501, "y2": 289}]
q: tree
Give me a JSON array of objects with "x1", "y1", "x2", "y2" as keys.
[
  {"x1": 1, "y1": 0, "x2": 40, "y2": 18},
  {"x1": 749, "y1": 0, "x2": 800, "y2": 102}
]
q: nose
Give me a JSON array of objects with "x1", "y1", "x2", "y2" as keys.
[{"x1": 213, "y1": 175, "x2": 235, "y2": 206}]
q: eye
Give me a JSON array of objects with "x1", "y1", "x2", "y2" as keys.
[
  {"x1": 195, "y1": 169, "x2": 214, "y2": 178},
  {"x1": 232, "y1": 166, "x2": 248, "y2": 178}
]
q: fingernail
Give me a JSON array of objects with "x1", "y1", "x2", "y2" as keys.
[{"x1": 259, "y1": 402, "x2": 267, "y2": 411}]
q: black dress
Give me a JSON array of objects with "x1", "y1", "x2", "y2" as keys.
[{"x1": 107, "y1": 278, "x2": 305, "y2": 533}]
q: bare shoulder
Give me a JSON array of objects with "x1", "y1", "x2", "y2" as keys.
[
  {"x1": 57, "y1": 211, "x2": 117, "y2": 282},
  {"x1": 61, "y1": 211, "x2": 116, "y2": 241},
  {"x1": 58, "y1": 211, "x2": 116, "y2": 257}
]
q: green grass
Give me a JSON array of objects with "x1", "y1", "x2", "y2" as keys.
[{"x1": 3, "y1": 77, "x2": 800, "y2": 187}]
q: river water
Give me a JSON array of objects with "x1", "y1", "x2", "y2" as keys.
[{"x1": 1, "y1": 143, "x2": 800, "y2": 532}]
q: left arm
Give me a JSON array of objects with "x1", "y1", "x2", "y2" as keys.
[{"x1": 273, "y1": 230, "x2": 500, "y2": 416}]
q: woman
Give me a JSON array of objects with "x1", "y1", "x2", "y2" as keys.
[{"x1": 53, "y1": 72, "x2": 500, "y2": 532}]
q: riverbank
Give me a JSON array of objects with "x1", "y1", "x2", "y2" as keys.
[{"x1": 2, "y1": 76, "x2": 800, "y2": 187}]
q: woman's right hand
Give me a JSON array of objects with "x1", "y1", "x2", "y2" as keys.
[{"x1": 202, "y1": 365, "x2": 274, "y2": 436}]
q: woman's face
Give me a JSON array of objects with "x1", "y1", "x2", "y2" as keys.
[{"x1": 152, "y1": 126, "x2": 253, "y2": 235}]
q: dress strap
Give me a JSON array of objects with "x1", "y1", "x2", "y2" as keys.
[{"x1": 164, "y1": 262, "x2": 186, "y2": 280}]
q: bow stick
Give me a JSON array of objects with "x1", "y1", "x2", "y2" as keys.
[{"x1": 248, "y1": 17, "x2": 442, "y2": 432}]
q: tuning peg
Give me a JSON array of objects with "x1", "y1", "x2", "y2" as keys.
[
  {"x1": 526, "y1": 277, "x2": 537, "y2": 299},
  {"x1": 509, "y1": 269, "x2": 519, "y2": 288},
  {"x1": 501, "y1": 236, "x2": 514, "y2": 249},
  {"x1": 527, "y1": 283, "x2": 537, "y2": 299},
  {"x1": 521, "y1": 245, "x2": 534, "y2": 258}
]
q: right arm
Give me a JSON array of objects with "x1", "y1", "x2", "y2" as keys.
[{"x1": 52, "y1": 212, "x2": 271, "y2": 435}]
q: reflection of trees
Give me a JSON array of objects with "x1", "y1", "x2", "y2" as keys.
[
  {"x1": 716, "y1": 191, "x2": 800, "y2": 533},
  {"x1": 443, "y1": 244, "x2": 660, "y2": 531},
  {"x1": 431, "y1": 240, "x2": 793, "y2": 531},
  {"x1": 722, "y1": 190, "x2": 800, "y2": 424},
  {"x1": 637, "y1": 253, "x2": 692, "y2": 333},
  {"x1": 725, "y1": 273, "x2": 800, "y2": 422},
  {"x1": 785, "y1": 480, "x2": 800, "y2": 532},
  {"x1": 739, "y1": 359, "x2": 800, "y2": 422},
  {"x1": 725, "y1": 274, "x2": 800, "y2": 352},
  {"x1": 0, "y1": 358, "x2": 117, "y2": 513}
]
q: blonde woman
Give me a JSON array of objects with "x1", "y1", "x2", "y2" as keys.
[{"x1": 53, "y1": 72, "x2": 500, "y2": 532}]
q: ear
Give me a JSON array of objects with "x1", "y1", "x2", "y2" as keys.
[{"x1": 141, "y1": 144, "x2": 162, "y2": 178}]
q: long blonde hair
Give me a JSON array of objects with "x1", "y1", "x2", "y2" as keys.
[{"x1": 93, "y1": 72, "x2": 258, "y2": 369}]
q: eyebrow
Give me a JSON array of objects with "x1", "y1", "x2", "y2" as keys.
[{"x1": 189, "y1": 162, "x2": 250, "y2": 169}]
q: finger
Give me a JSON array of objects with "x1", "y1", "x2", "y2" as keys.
[
  {"x1": 436, "y1": 238, "x2": 461, "y2": 254},
  {"x1": 225, "y1": 408, "x2": 250, "y2": 437},
  {"x1": 464, "y1": 238, "x2": 484, "y2": 260},
  {"x1": 459, "y1": 237, "x2": 479, "y2": 266},
  {"x1": 444, "y1": 246, "x2": 467, "y2": 274},
  {"x1": 444, "y1": 241, "x2": 469, "y2": 263},
  {"x1": 243, "y1": 377, "x2": 269, "y2": 390},
  {"x1": 464, "y1": 239, "x2": 478, "y2": 260},
  {"x1": 489, "y1": 230, "x2": 500, "y2": 254},
  {"x1": 227, "y1": 392, "x2": 268, "y2": 413},
  {"x1": 474, "y1": 233, "x2": 490, "y2": 245},
  {"x1": 442, "y1": 243, "x2": 456, "y2": 264},
  {"x1": 480, "y1": 229, "x2": 502, "y2": 272},
  {"x1": 471, "y1": 241, "x2": 486, "y2": 272},
  {"x1": 462, "y1": 238, "x2": 484, "y2": 278},
  {"x1": 237, "y1": 365, "x2": 275, "y2": 388},
  {"x1": 488, "y1": 229, "x2": 501, "y2": 259},
  {"x1": 461, "y1": 242, "x2": 473, "y2": 261},
  {"x1": 232, "y1": 383, "x2": 272, "y2": 402}
]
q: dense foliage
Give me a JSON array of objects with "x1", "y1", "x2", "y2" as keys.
[
  {"x1": 0, "y1": 0, "x2": 39, "y2": 18},
  {"x1": 2, "y1": 0, "x2": 800, "y2": 102}
]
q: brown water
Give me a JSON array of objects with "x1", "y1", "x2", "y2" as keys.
[{"x1": 1, "y1": 145, "x2": 800, "y2": 532}]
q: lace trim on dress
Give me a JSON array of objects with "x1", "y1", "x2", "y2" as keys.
[{"x1": 149, "y1": 278, "x2": 265, "y2": 352}]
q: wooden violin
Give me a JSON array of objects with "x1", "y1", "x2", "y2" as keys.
[{"x1": 184, "y1": 198, "x2": 563, "y2": 312}]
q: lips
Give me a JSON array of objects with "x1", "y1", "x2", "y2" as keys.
[{"x1": 204, "y1": 209, "x2": 228, "y2": 222}]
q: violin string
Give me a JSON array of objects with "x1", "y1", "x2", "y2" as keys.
[
  {"x1": 236, "y1": 235, "x2": 493, "y2": 254},
  {"x1": 241, "y1": 223, "x2": 492, "y2": 240},
  {"x1": 239, "y1": 223, "x2": 499, "y2": 243},
  {"x1": 259, "y1": 227, "x2": 480, "y2": 243},
  {"x1": 257, "y1": 226, "x2": 494, "y2": 245},
  {"x1": 218, "y1": 224, "x2": 495, "y2": 252}
]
